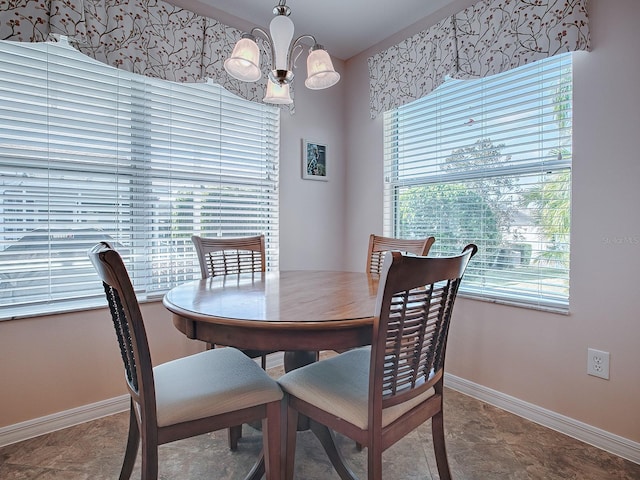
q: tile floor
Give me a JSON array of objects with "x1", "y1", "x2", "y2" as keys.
[{"x1": 1, "y1": 375, "x2": 639, "y2": 479}]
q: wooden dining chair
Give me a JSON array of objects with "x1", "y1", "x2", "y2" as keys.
[
  {"x1": 366, "y1": 233, "x2": 436, "y2": 275},
  {"x1": 279, "y1": 245, "x2": 477, "y2": 480},
  {"x1": 88, "y1": 242, "x2": 283, "y2": 480},
  {"x1": 191, "y1": 234, "x2": 276, "y2": 450},
  {"x1": 192, "y1": 234, "x2": 266, "y2": 279}
]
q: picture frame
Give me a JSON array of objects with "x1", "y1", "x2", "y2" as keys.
[{"x1": 302, "y1": 139, "x2": 328, "y2": 181}]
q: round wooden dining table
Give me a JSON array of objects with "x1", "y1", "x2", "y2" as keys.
[
  {"x1": 163, "y1": 269, "x2": 380, "y2": 480},
  {"x1": 163, "y1": 270, "x2": 379, "y2": 361}
]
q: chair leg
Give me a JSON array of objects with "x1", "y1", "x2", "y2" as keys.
[
  {"x1": 228, "y1": 425, "x2": 242, "y2": 450},
  {"x1": 119, "y1": 401, "x2": 140, "y2": 480},
  {"x1": 431, "y1": 410, "x2": 452, "y2": 480},
  {"x1": 285, "y1": 401, "x2": 299, "y2": 480},
  {"x1": 263, "y1": 401, "x2": 282, "y2": 480},
  {"x1": 367, "y1": 442, "x2": 383, "y2": 480},
  {"x1": 140, "y1": 427, "x2": 159, "y2": 480}
]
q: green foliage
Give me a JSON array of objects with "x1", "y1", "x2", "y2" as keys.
[
  {"x1": 398, "y1": 183, "x2": 502, "y2": 266},
  {"x1": 442, "y1": 138, "x2": 519, "y2": 233},
  {"x1": 522, "y1": 169, "x2": 571, "y2": 265}
]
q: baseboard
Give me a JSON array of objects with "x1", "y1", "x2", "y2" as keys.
[
  {"x1": 444, "y1": 373, "x2": 640, "y2": 465},
  {"x1": 0, "y1": 394, "x2": 129, "y2": 448}
]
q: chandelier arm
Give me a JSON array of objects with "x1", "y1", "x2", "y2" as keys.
[
  {"x1": 291, "y1": 44, "x2": 304, "y2": 70},
  {"x1": 288, "y1": 34, "x2": 318, "y2": 71},
  {"x1": 249, "y1": 26, "x2": 276, "y2": 69}
]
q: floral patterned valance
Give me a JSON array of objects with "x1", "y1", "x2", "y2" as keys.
[
  {"x1": 368, "y1": 0, "x2": 590, "y2": 118},
  {"x1": 0, "y1": 0, "x2": 285, "y2": 107}
]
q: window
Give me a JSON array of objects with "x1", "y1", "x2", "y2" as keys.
[
  {"x1": 384, "y1": 53, "x2": 572, "y2": 312},
  {"x1": 0, "y1": 38, "x2": 279, "y2": 319}
]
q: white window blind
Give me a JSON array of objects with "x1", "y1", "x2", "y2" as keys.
[
  {"x1": 0, "y1": 38, "x2": 279, "y2": 319},
  {"x1": 384, "y1": 53, "x2": 572, "y2": 312}
]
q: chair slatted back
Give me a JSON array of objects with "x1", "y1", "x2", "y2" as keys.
[
  {"x1": 88, "y1": 242, "x2": 155, "y2": 416},
  {"x1": 192, "y1": 235, "x2": 266, "y2": 279},
  {"x1": 103, "y1": 283, "x2": 139, "y2": 391},
  {"x1": 370, "y1": 245, "x2": 477, "y2": 411},
  {"x1": 366, "y1": 234, "x2": 436, "y2": 275}
]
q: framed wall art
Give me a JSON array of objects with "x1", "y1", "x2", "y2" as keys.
[{"x1": 302, "y1": 139, "x2": 328, "y2": 181}]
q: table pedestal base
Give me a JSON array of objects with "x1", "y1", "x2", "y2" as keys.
[
  {"x1": 283, "y1": 350, "x2": 319, "y2": 371},
  {"x1": 246, "y1": 425, "x2": 358, "y2": 480},
  {"x1": 247, "y1": 350, "x2": 359, "y2": 480},
  {"x1": 310, "y1": 420, "x2": 359, "y2": 480}
]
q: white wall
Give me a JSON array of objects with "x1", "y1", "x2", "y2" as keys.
[
  {"x1": 344, "y1": 0, "x2": 640, "y2": 445},
  {"x1": 278, "y1": 65, "x2": 348, "y2": 271}
]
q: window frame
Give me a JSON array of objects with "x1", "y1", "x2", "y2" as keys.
[
  {"x1": 0, "y1": 38, "x2": 280, "y2": 320},
  {"x1": 383, "y1": 54, "x2": 573, "y2": 313}
]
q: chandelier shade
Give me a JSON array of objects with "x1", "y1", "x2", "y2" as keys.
[
  {"x1": 305, "y1": 46, "x2": 340, "y2": 90},
  {"x1": 224, "y1": 0, "x2": 340, "y2": 105},
  {"x1": 263, "y1": 80, "x2": 293, "y2": 104},
  {"x1": 224, "y1": 35, "x2": 262, "y2": 82}
]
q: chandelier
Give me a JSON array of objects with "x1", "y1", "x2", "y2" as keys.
[{"x1": 224, "y1": 0, "x2": 340, "y2": 105}]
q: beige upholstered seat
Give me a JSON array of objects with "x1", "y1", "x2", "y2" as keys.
[
  {"x1": 280, "y1": 347, "x2": 435, "y2": 430},
  {"x1": 153, "y1": 348, "x2": 281, "y2": 428},
  {"x1": 366, "y1": 233, "x2": 436, "y2": 274},
  {"x1": 279, "y1": 245, "x2": 477, "y2": 480},
  {"x1": 191, "y1": 234, "x2": 275, "y2": 450},
  {"x1": 88, "y1": 242, "x2": 282, "y2": 480}
]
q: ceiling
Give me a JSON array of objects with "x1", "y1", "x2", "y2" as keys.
[{"x1": 167, "y1": 0, "x2": 456, "y2": 60}]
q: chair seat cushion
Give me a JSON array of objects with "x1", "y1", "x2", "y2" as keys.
[
  {"x1": 153, "y1": 347, "x2": 282, "y2": 427},
  {"x1": 278, "y1": 347, "x2": 435, "y2": 430}
]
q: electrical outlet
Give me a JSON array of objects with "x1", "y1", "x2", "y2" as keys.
[{"x1": 587, "y1": 348, "x2": 610, "y2": 380}]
